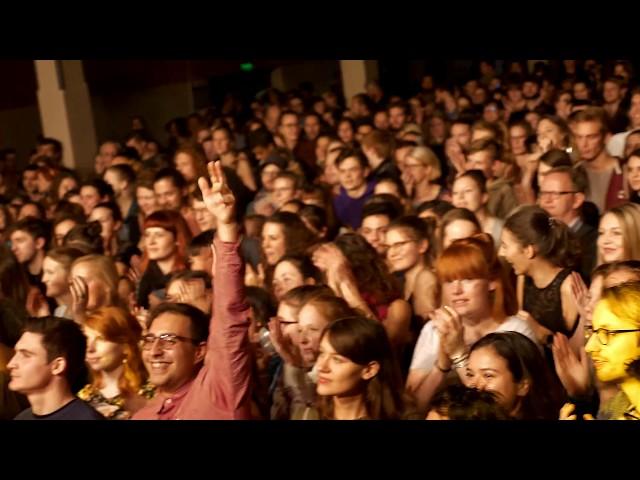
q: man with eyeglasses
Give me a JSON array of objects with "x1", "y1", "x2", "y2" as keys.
[
  {"x1": 132, "y1": 161, "x2": 252, "y2": 420},
  {"x1": 539, "y1": 165, "x2": 597, "y2": 281}
]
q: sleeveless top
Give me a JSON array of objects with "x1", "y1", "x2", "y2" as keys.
[{"x1": 523, "y1": 269, "x2": 577, "y2": 337}]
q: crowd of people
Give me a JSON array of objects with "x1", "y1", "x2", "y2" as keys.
[{"x1": 1, "y1": 59, "x2": 640, "y2": 420}]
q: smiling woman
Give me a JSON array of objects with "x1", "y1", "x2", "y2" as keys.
[{"x1": 316, "y1": 316, "x2": 405, "y2": 420}]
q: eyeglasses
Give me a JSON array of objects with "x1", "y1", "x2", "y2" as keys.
[
  {"x1": 140, "y1": 333, "x2": 199, "y2": 351},
  {"x1": 539, "y1": 190, "x2": 577, "y2": 200},
  {"x1": 585, "y1": 326, "x2": 640, "y2": 345}
]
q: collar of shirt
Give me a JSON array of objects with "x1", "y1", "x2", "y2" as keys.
[{"x1": 155, "y1": 379, "x2": 194, "y2": 417}]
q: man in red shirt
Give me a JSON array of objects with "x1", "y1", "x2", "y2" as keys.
[{"x1": 133, "y1": 161, "x2": 252, "y2": 420}]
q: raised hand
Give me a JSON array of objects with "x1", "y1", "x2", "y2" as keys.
[
  {"x1": 128, "y1": 255, "x2": 143, "y2": 287},
  {"x1": 552, "y1": 333, "x2": 591, "y2": 397},
  {"x1": 198, "y1": 161, "x2": 236, "y2": 226},
  {"x1": 69, "y1": 276, "x2": 89, "y2": 323},
  {"x1": 569, "y1": 271, "x2": 590, "y2": 320},
  {"x1": 268, "y1": 316, "x2": 304, "y2": 367},
  {"x1": 432, "y1": 306, "x2": 465, "y2": 359}
]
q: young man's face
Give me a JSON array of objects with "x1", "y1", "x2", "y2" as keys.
[
  {"x1": 153, "y1": 178, "x2": 183, "y2": 211},
  {"x1": 337, "y1": 157, "x2": 368, "y2": 193},
  {"x1": 465, "y1": 150, "x2": 494, "y2": 179},
  {"x1": 10, "y1": 230, "x2": 41, "y2": 264},
  {"x1": 8, "y1": 332, "x2": 57, "y2": 394},
  {"x1": 603, "y1": 81, "x2": 622, "y2": 104},
  {"x1": 571, "y1": 121, "x2": 606, "y2": 162}
]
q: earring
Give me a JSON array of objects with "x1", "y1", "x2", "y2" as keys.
[{"x1": 122, "y1": 357, "x2": 128, "y2": 365}]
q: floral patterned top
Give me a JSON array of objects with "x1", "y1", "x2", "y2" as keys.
[{"x1": 77, "y1": 383, "x2": 156, "y2": 420}]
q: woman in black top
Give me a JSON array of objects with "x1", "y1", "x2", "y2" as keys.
[{"x1": 498, "y1": 206, "x2": 580, "y2": 352}]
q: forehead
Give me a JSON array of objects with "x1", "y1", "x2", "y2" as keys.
[
  {"x1": 469, "y1": 346, "x2": 509, "y2": 370},
  {"x1": 145, "y1": 227, "x2": 172, "y2": 236},
  {"x1": 454, "y1": 176, "x2": 479, "y2": 190},
  {"x1": 298, "y1": 304, "x2": 326, "y2": 327},
  {"x1": 11, "y1": 229, "x2": 32, "y2": 241},
  {"x1": 89, "y1": 207, "x2": 113, "y2": 220},
  {"x1": 277, "y1": 302, "x2": 297, "y2": 321},
  {"x1": 263, "y1": 222, "x2": 284, "y2": 236},
  {"x1": 362, "y1": 214, "x2": 390, "y2": 228},
  {"x1": 600, "y1": 212, "x2": 621, "y2": 229},
  {"x1": 573, "y1": 121, "x2": 602, "y2": 135},
  {"x1": 81, "y1": 185, "x2": 99, "y2": 195},
  {"x1": 43, "y1": 256, "x2": 61, "y2": 269},
  {"x1": 149, "y1": 311, "x2": 192, "y2": 336},
  {"x1": 541, "y1": 172, "x2": 571, "y2": 189},
  {"x1": 593, "y1": 301, "x2": 632, "y2": 329},
  {"x1": 338, "y1": 157, "x2": 362, "y2": 169},
  {"x1": 275, "y1": 260, "x2": 302, "y2": 276},
  {"x1": 154, "y1": 178, "x2": 178, "y2": 191},
  {"x1": 274, "y1": 177, "x2": 294, "y2": 187},
  {"x1": 15, "y1": 332, "x2": 47, "y2": 355}
]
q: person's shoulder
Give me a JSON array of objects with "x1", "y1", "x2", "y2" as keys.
[
  {"x1": 14, "y1": 408, "x2": 34, "y2": 420},
  {"x1": 61, "y1": 398, "x2": 105, "y2": 420}
]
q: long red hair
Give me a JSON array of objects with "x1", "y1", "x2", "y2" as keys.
[
  {"x1": 85, "y1": 306, "x2": 146, "y2": 396},
  {"x1": 435, "y1": 233, "x2": 517, "y2": 321},
  {"x1": 141, "y1": 210, "x2": 192, "y2": 272}
]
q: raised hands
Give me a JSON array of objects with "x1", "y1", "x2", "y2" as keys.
[
  {"x1": 559, "y1": 403, "x2": 594, "y2": 421},
  {"x1": 552, "y1": 333, "x2": 591, "y2": 398}
]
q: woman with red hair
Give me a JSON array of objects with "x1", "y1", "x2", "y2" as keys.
[
  {"x1": 137, "y1": 210, "x2": 192, "y2": 309},
  {"x1": 78, "y1": 306, "x2": 154, "y2": 419},
  {"x1": 405, "y1": 233, "x2": 537, "y2": 414}
]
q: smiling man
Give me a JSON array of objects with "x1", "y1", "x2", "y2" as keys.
[{"x1": 132, "y1": 161, "x2": 252, "y2": 420}]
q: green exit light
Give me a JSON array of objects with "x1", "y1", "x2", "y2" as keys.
[{"x1": 240, "y1": 62, "x2": 254, "y2": 72}]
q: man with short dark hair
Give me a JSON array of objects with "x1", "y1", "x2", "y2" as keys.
[
  {"x1": 132, "y1": 161, "x2": 252, "y2": 420},
  {"x1": 9, "y1": 218, "x2": 50, "y2": 296},
  {"x1": 8, "y1": 316, "x2": 103, "y2": 420},
  {"x1": 333, "y1": 149, "x2": 375, "y2": 229}
]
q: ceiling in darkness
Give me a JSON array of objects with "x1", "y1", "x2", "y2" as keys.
[{"x1": 0, "y1": 60, "x2": 299, "y2": 109}]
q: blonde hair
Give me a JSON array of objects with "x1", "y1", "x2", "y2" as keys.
[
  {"x1": 598, "y1": 203, "x2": 640, "y2": 266},
  {"x1": 407, "y1": 146, "x2": 441, "y2": 181}
]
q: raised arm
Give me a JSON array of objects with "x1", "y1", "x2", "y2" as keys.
[{"x1": 198, "y1": 161, "x2": 252, "y2": 418}]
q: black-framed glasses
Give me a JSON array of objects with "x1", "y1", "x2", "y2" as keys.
[
  {"x1": 585, "y1": 326, "x2": 640, "y2": 345},
  {"x1": 140, "y1": 333, "x2": 199, "y2": 351}
]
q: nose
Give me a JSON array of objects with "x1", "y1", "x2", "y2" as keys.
[
  {"x1": 452, "y1": 280, "x2": 463, "y2": 294},
  {"x1": 150, "y1": 338, "x2": 164, "y2": 356}
]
